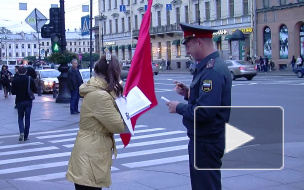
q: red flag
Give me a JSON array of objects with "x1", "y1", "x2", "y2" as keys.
[{"x1": 120, "y1": 0, "x2": 157, "y2": 147}]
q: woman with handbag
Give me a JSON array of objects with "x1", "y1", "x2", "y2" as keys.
[
  {"x1": 66, "y1": 55, "x2": 126, "y2": 190},
  {"x1": 11, "y1": 66, "x2": 37, "y2": 142},
  {"x1": 0, "y1": 65, "x2": 12, "y2": 98}
]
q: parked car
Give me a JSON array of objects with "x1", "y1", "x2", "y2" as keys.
[
  {"x1": 121, "y1": 63, "x2": 158, "y2": 80},
  {"x1": 35, "y1": 69, "x2": 60, "y2": 93},
  {"x1": 79, "y1": 69, "x2": 91, "y2": 83},
  {"x1": 295, "y1": 67, "x2": 304, "y2": 78},
  {"x1": 225, "y1": 60, "x2": 257, "y2": 80}
]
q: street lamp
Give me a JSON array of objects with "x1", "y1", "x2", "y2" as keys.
[{"x1": 98, "y1": 13, "x2": 107, "y2": 55}]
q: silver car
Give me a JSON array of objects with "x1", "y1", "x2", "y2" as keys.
[
  {"x1": 35, "y1": 69, "x2": 60, "y2": 93},
  {"x1": 225, "y1": 60, "x2": 257, "y2": 80}
]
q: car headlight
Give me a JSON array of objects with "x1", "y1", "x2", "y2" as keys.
[{"x1": 44, "y1": 81, "x2": 53, "y2": 86}]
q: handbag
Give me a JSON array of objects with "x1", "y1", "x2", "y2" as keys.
[{"x1": 28, "y1": 76, "x2": 35, "y2": 100}]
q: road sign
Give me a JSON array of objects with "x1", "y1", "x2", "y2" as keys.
[
  {"x1": 25, "y1": 9, "x2": 47, "y2": 32},
  {"x1": 81, "y1": 15, "x2": 90, "y2": 36},
  {"x1": 166, "y1": 4, "x2": 172, "y2": 11},
  {"x1": 120, "y1": 5, "x2": 126, "y2": 12}
]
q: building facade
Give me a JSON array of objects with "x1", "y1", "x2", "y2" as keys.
[
  {"x1": 98, "y1": 0, "x2": 253, "y2": 69},
  {"x1": 0, "y1": 30, "x2": 95, "y2": 64},
  {"x1": 256, "y1": 0, "x2": 304, "y2": 68}
]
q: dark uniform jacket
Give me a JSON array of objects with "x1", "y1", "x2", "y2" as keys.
[
  {"x1": 176, "y1": 51, "x2": 232, "y2": 143},
  {"x1": 11, "y1": 75, "x2": 37, "y2": 103},
  {"x1": 67, "y1": 67, "x2": 83, "y2": 91}
]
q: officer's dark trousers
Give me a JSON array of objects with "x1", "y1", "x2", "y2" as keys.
[{"x1": 188, "y1": 139, "x2": 224, "y2": 190}]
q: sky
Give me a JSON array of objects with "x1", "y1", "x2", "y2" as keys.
[{"x1": 0, "y1": 0, "x2": 99, "y2": 34}]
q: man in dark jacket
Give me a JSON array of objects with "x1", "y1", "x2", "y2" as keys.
[
  {"x1": 67, "y1": 59, "x2": 83, "y2": 114},
  {"x1": 11, "y1": 66, "x2": 37, "y2": 141}
]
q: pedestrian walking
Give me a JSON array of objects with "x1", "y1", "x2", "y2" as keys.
[
  {"x1": 166, "y1": 59, "x2": 171, "y2": 70},
  {"x1": 259, "y1": 56, "x2": 264, "y2": 72},
  {"x1": 0, "y1": 65, "x2": 12, "y2": 98},
  {"x1": 13, "y1": 65, "x2": 20, "y2": 109},
  {"x1": 296, "y1": 55, "x2": 302, "y2": 68},
  {"x1": 165, "y1": 23, "x2": 232, "y2": 190},
  {"x1": 11, "y1": 66, "x2": 37, "y2": 141},
  {"x1": 291, "y1": 55, "x2": 296, "y2": 71},
  {"x1": 67, "y1": 59, "x2": 83, "y2": 114},
  {"x1": 264, "y1": 57, "x2": 269, "y2": 73},
  {"x1": 66, "y1": 55, "x2": 126, "y2": 190},
  {"x1": 161, "y1": 59, "x2": 166, "y2": 71}
]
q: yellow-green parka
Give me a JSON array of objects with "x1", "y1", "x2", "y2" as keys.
[{"x1": 66, "y1": 76, "x2": 125, "y2": 188}]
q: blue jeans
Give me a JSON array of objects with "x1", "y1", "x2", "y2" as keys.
[
  {"x1": 17, "y1": 100, "x2": 32, "y2": 140},
  {"x1": 70, "y1": 89, "x2": 80, "y2": 113}
]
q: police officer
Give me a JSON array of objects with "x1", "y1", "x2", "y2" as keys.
[{"x1": 166, "y1": 23, "x2": 232, "y2": 190}]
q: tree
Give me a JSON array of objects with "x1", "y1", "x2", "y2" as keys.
[
  {"x1": 0, "y1": 27, "x2": 12, "y2": 34},
  {"x1": 48, "y1": 51, "x2": 78, "y2": 64},
  {"x1": 81, "y1": 53, "x2": 100, "y2": 62}
]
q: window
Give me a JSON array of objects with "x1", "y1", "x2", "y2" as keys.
[
  {"x1": 74, "y1": 48, "x2": 77, "y2": 52},
  {"x1": 166, "y1": 10, "x2": 170, "y2": 25},
  {"x1": 9, "y1": 44, "x2": 11, "y2": 49},
  {"x1": 22, "y1": 44, "x2": 24, "y2": 48},
  {"x1": 83, "y1": 48, "x2": 85, "y2": 52},
  {"x1": 177, "y1": 43, "x2": 181, "y2": 57},
  {"x1": 74, "y1": 42, "x2": 76, "y2": 45},
  {"x1": 83, "y1": 41, "x2": 85, "y2": 45},
  {"x1": 134, "y1": 15, "x2": 138, "y2": 30},
  {"x1": 150, "y1": 12, "x2": 153, "y2": 28},
  {"x1": 16, "y1": 52, "x2": 18, "y2": 57},
  {"x1": 42, "y1": 42, "x2": 44, "y2": 46},
  {"x1": 16, "y1": 44, "x2": 18, "y2": 49},
  {"x1": 70, "y1": 48, "x2": 72, "y2": 51},
  {"x1": 263, "y1": 27, "x2": 272, "y2": 59},
  {"x1": 70, "y1": 42, "x2": 72, "y2": 45},
  {"x1": 9, "y1": 53, "x2": 12, "y2": 57},
  {"x1": 79, "y1": 42, "x2": 81, "y2": 45},
  {"x1": 87, "y1": 41, "x2": 89, "y2": 45},
  {"x1": 115, "y1": 19, "x2": 118, "y2": 33},
  {"x1": 185, "y1": 6, "x2": 189, "y2": 23},
  {"x1": 108, "y1": 0, "x2": 111, "y2": 10},
  {"x1": 121, "y1": 0, "x2": 123, "y2": 5},
  {"x1": 104, "y1": 21, "x2": 107, "y2": 34},
  {"x1": 122, "y1": 48, "x2": 125, "y2": 60},
  {"x1": 243, "y1": 0, "x2": 248, "y2": 15},
  {"x1": 28, "y1": 44, "x2": 30, "y2": 48},
  {"x1": 158, "y1": 42, "x2": 161, "y2": 58},
  {"x1": 216, "y1": 0, "x2": 221, "y2": 19},
  {"x1": 109, "y1": 20, "x2": 112, "y2": 33},
  {"x1": 300, "y1": 24, "x2": 304, "y2": 57},
  {"x1": 103, "y1": 0, "x2": 106, "y2": 11},
  {"x1": 205, "y1": 2, "x2": 210, "y2": 20},
  {"x1": 114, "y1": 0, "x2": 117, "y2": 8},
  {"x1": 92, "y1": 48, "x2": 94, "y2": 52},
  {"x1": 280, "y1": 0, "x2": 286, "y2": 5},
  {"x1": 28, "y1": 52, "x2": 31, "y2": 56},
  {"x1": 122, "y1": 18, "x2": 125, "y2": 32},
  {"x1": 79, "y1": 48, "x2": 81, "y2": 52},
  {"x1": 47, "y1": 42, "x2": 49, "y2": 46},
  {"x1": 176, "y1": 7, "x2": 180, "y2": 26},
  {"x1": 195, "y1": 4, "x2": 199, "y2": 22},
  {"x1": 34, "y1": 44, "x2": 36, "y2": 48},
  {"x1": 128, "y1": 17, "x2": 131, "y2": 31},
  {"x1": 229, "y1": 0, "x2": 234, "y2": 17},
  {"x1": 88, "y1": 48, "x2": 90, "y2": 52},
  {"x1": 22, "y1": 52, "x2": 25, "y2": 57},
  {"x1": 157, "y1": 11, "x2": 161, "y2": 27},
  {"x1": 279, "y1": 25, "x2": 288, "y2": 59},
  {"x1": 263, "y1": 0, "x2": 269, "y2": 8},
  {"x1": 127, "y1": 0, "x2": 130, "y2": 6},
  {"x1": 133, "y1": 0, "x2": 137, "y2": 4}
]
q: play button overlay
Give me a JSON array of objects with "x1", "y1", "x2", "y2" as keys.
[
  {"x1": 225, "y1": 123, "x2": 255, "y2": 154},
  {"x1": 194, "y1": 106, "x2": 283, "y2": 170}
]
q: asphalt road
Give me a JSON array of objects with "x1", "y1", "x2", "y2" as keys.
[{"x1": 0, "y1": 73, "x2": 303, "y2": 182}]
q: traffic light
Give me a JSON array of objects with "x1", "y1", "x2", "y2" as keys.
[
  {"x1": 50, "y1": 8, "x2": 61, "y2": 34},
  {"x1": 51, "y1": 34, "x2": 61, "y2": 52}
]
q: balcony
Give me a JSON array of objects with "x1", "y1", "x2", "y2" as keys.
[{"x1": 133, "y1": 23, "x2": 182, "y2": 39}]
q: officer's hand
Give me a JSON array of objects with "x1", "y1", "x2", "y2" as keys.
[
  {"x1": 173, "y1": 81, "x2": 189, "y2": 97},
  {"x1": 166, "y1": 101, "x2": 179, "y2": 113}
]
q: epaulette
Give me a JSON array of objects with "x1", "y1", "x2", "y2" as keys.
[{"x1": 206, "y1": 59, "x2": 216, "y2": 69}]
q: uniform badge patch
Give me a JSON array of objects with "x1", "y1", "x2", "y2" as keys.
[{"x1": 202, "y1": 80, "x2": 212, "y2": 92}]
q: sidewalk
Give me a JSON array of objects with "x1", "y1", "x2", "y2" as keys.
[
  {"x1": 158, "y1": 67, "x2": 297, "y2": 77},
  {"x1": 0, "y1": 94, "x2": 304, "y2": 189}
]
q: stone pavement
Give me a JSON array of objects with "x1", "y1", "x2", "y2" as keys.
[{"x1": 0, "y1": 74, "x2": 304, "y2": 189}]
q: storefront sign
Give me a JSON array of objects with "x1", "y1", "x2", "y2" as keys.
[
  {"x1": 232, "y1": 27, "x2": 253, "y2": 34},
  {"x1": 213, "y1": 30, "x2": 228, "y2": 36},
  {"x1": 104, "y1": 41, "x2": 116, "y2": 46}
]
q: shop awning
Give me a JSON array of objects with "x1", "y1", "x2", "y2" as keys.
[
  {"x1": 126, "y1": 44, "x2": 131, "y2": 49},
  {"x1": 119, "y1": 45, "x2": 125, "y2": 49},
  {"x1": 224, "y1": 35, "x2": 233, "y2": 41},
  {"x1": 213, "y1": 36, "x2": 221, "y2": 42},
  {"x1": 112, "y1": 45, "x2": 118, "y2": 50},
  {"x1": 172, "y1": 39, "x2": 180, "y2": 45},
  {"x1": 132, "y1": 44, "x2": 137, "y2": 48}
]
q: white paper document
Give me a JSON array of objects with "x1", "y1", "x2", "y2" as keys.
[{"x1": 115, "y1": 86, "x2": 151, "y2": 135}]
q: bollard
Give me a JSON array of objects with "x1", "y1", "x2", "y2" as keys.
[
  {"x1": 37, "y1": 81, "x2": 42, "y2": 96},
  {"x1": 52, "y1": 81, "x2": 58, "y2": 98}
]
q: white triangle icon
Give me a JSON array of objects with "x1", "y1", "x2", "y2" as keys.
[
  {"x1": 225, "y1": 123, "x2": 255, "y2": 154},
  {"x1": 82, "y1": 18, "x2": 89, "y2": 33}
]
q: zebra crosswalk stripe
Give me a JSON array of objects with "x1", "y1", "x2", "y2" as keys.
[
  {"x1": 0, "y1": 146, "x2": 58, "y2": 156},
  {"x1": 0, "y1": 142, "x2": 43, "y2": 150}
]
